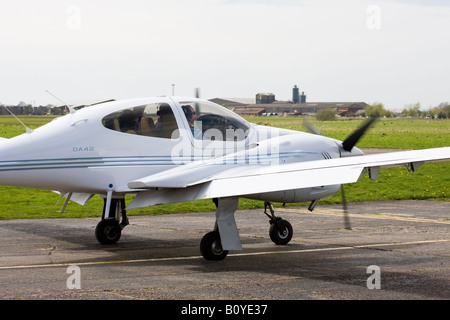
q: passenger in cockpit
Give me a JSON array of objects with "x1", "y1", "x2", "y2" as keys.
[
  {"x1": 118, "y1": 111, "x2": 138, "y2": 134},
  {"x1": 155, "y1": 105, "x2": 178, "y2": 138}
]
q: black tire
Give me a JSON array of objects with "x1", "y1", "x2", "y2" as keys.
[
  {"x1": 95, "y1": 219, "x2": 122, "y2": 244},
  {"x1": 200, "y1": 231, "x2": 229, "y2": 261},
  {"x1": 269, "y1": 219, "x2": 293, "y2": 245}
]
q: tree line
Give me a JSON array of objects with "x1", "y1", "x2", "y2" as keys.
[
  {"x1": 364, "y1": 102, "x2": 450, "y2": 119},
  {"x1": 315, "y1": 101, "x2": 450, "y2": 121}
]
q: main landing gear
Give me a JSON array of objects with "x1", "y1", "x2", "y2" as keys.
[
  {"x1": 199, "y1": 199, "x2": 294, "y2": 261},
  {"x1": 199, "y1": 197, "x2": 237, "y2": 261},
  {"x1": 95, "y1": 198, "x2": 129, "y2": 245},
  {"x1": 93, "y1": 195, "x2": 293, "y2": 261},
  {"x1": 200, "y1": 230, "x2": 229, "y2": 261}
]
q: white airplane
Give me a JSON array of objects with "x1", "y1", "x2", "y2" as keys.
[{"x1": 0, "y1": 97, "x2": 449, "y2": 260}]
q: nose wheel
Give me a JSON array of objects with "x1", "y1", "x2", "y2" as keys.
[{"x1": 264, "y1": 202, "x2": 293, "y2": 245}]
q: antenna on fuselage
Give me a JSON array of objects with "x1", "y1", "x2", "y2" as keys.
[
  {"x1": 3, "y1": 107, "x2": 33, "y2": 134},
  {"x1": 45, "y1": 90, "x2": 76, "y2": 114}
]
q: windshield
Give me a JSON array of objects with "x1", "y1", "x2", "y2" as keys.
[{"x1": 179, "y1": 100, "x2": 250, "y2": 141}]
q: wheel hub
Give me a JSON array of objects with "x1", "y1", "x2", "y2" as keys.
[{"x1": 211, "y1": 240, "x2": 224, "y2": 255}]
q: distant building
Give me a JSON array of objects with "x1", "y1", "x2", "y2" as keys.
[
  {"x1": 234, "y1": 107, "x2": 266, "y2": 116},
  {"x1": 216, "y1": 85, "x2": 367, "y2": 117},
  {"x1": 293, "y1": 85, "x2": 300, "y2": 104},
  {"x1": 234, "y1": 101, "x2": 367, "y2": 117},
  {"x1": 256, "y1": 93, "x2": 275, "y2": 104},
  {"x1": 292, "y1": 85, "x2": 307, "y2": 104},
  {"x1": 300, "y1": 92, "x2": 306, "y2": 104},
  {"x1": 289, "y1": 102, "x2": 368, "y2": 117},
  {"x1": 212, "y1": 94, "x2": 367, "y2": 117}
]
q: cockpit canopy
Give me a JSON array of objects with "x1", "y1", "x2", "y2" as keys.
[{"x1": 101, "y1": 100, "x2": 251, "y2": 141}]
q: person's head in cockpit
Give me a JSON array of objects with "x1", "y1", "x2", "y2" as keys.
[
  {"x1": 182, "y1": 105, "x2": 202, "y2": 138},
  {"x1": 182, "y1": 105, "x2": 197, "y2": 127}
]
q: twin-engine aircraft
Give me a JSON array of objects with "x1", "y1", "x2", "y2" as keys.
[{"x1": 0, "y1": 97, "x2": 449, "y2": 260}]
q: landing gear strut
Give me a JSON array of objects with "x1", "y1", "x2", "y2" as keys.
[
  {"x1": 200, "y1": 197, "x2": 241, "y2": 261},
  {"x1": 264, "y1": 202, "x2": 293, "y2": 245},
  {"x1": 95, "y1": 198, "x2": 129, "y2": 245}
]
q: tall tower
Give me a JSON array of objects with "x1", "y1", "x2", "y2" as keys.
[
  {"x1": 300, "y1": 91, "x2": 306, "y2": 104},
  {"x1": 293, "y1": 85, "x2": 300, "y2": 104}
]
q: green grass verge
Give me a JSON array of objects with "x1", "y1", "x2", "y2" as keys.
[{"x1": 0, "y1": 116, "x2": 448, "y2": 219}]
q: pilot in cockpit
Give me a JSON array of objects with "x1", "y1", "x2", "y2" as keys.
[{"x1": 182, "y1": 105, "x2": 202, "y2": 139}]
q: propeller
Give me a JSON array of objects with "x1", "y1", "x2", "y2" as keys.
[
  {"x1": 341, "y1": 116, "x2": 377, "y2": 152},
  {"x1": 303, "y1": 116, "x2": 378, "y2": 153},
  {"x1": 302, "y1": 118, "x2": 323, "y2": 136},
  {"x1": 302, "y1": 116, "x2": 378, "y2": 230},
  {"x1": 340, "y1": 184, "x2": 352, "y2": 230},
  {"x1": 341, "y1": 117, "x2": 378, "y2": 229}
]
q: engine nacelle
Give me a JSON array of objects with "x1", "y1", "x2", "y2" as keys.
[{"x1": 243, "y1": 184, "x2": 341, "y2": 203}]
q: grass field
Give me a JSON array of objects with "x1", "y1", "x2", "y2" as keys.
[
  {"x1": 0, "y1": 115, "x2": 449, "y2": 220},
  {"x1": 252, "y1": 116, "x2": 450, "y2": 149}
]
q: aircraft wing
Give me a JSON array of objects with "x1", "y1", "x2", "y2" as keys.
[{"x1": 127, "y1": 147, "x2": 450, "y2": 209}]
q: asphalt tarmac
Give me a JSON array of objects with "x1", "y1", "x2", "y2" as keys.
[{"x1": 0, "y1": 200, "x2": 448, "y2": 301}]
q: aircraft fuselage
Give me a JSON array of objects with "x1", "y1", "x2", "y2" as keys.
[{"x1": 0, "y1": 97, "x2": 358, "y2": 203}]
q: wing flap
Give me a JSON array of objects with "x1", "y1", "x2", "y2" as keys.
[{"x1": 128, "y1": 163, "x2": 232, "y2": 189}]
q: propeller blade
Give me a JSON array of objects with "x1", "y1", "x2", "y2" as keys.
[
  {"x1": 302, "y1": 118, "x2": 323, "y2": 135},
  {"x1": 342, "y1": 117, "x2": 377, "y2": 152},
  {"x1": 341, "y1": 185, "x2": 352, "y2": 230}
]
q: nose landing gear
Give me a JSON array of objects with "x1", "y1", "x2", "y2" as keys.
[{"x1": 264, "y1": 202, "x2": 293, "y2": 245}]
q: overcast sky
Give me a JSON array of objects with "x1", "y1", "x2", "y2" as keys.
[{"x1": 1, "y1": 0, "x2": 449, "y2": 110}]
